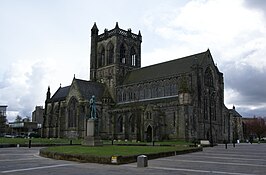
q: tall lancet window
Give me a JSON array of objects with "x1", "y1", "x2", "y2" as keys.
[
  {"x1": 130, "y1": 47, "x2": 136, "y2": 66},
  {"x1": 108, "y1": 43, "x2": 114, "y2": 64},
  {"x1": 98, "y1": 46, "x2": 105, "y2": 67},
  {"x1": 68, "y1": 97, "x2": 78, "y2": 128},
  {"x1": 204, "y1": 67, "x2": 214, "y2": 87},
  {"x1": 120, "y1": 44, "x2": 126, "y2": 64},
  {"x1": 100, "y1": 48, "x2": 105, "y2": 67}
]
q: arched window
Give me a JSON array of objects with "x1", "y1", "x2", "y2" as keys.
[
  {"x1": 98, "y1": 46, "x2": 105, "y2": 67},
  {"x1": 120, "y1": 44, "x2": 126, "y2": 64},
  {"x1": 68, "y1": 97, "x2": 78, "y2": 128},
  {"x1": 101, "y1": 48, "x2": 105, "y2": 67},
  {"x1": 122, "y1": 91, "x2": 126, "y2": 101},
  {"x1": 129, "y1": 116, "x2": 135, "y2": 133},
  {"x1": 204, "y1": 67, "x2": 214, "y2": 87},
  {"x1": 117, "y1": 116, "x2": 123, "y2": 133},
  {"x1": 107, "y1": 43, "x2": 114, "y2": 64},
  {"x1": 130, "y1": 47, "x2": 136, "y2": 66}
]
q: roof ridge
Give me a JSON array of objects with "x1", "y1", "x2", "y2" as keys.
[
  {"x1": 136, "y1": 50, "x2": 207, "y2": 71},
  {"x1": 123, "y1": 50, "x2": 208, "y2": 85}
]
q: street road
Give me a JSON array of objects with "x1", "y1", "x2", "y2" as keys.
[{"x1": 0, "y1": 143, "x2": 266, "y2": 175}]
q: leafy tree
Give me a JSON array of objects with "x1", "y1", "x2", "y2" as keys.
[
  {"x1": 15, "y1": 115, "x2": 22, "y2": 123},
  {"x1": 23, "y1": 116, "x2": 31, "y2": 122},
  {"x1": 0, "y1": 115, "x2": 7, "y2": 134}
]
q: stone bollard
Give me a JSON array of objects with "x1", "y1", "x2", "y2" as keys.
[{"x1": 137, "y1": 155, "x2": 148, "y2": 168}]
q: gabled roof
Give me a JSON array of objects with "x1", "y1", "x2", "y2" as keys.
[
  {"x1": 48, "y1": 78, "x2": 111, "y2": 102},
  {"x1": 49, "y1": 86, "x2": 70, "y2": 102},
  {"x1": 74, "y1": 79, "x2": 108, "y2": 101},
  {"x1": 48, "y1": 79, "x2": 110, "y2": 103},
  {"x1": 122, "y1": 50, "x2": 210, "y2": 85},
  {"x1": 229, "y1": 108, "x2": 242, "y2": 118}
]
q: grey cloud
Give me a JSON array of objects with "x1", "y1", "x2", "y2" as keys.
[
  {"x1": 0, "y1": 61, "x2": 47, "y2": 121},
  {"x1": 223, "y1": 62, "x2": 266, "y2": 116},
  {"x1": 237, "y1": 106, "x2": 266, "y2": 117},
  {"x1": 244, "y1": 0, "x2": 266, "y2": 15}
]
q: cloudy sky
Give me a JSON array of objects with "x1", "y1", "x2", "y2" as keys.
[{"x1": 1, "y1": 0, "x2": 266, "y2": 122}]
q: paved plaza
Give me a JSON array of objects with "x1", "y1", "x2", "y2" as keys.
[{"x1": 0, "y1": 143, "x2": 266, "y2": 175}]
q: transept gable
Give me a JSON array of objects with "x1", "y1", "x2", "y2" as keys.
[
  {"x1": 48, "y1": 85, "x2": 70, "y2": 103},
  {"x1": 67, "y1": 78, "x2": 110, "y2": 104}
]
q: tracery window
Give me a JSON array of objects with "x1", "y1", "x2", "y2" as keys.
[
  {"x1": 204, "y1": 67, "x2": 214, "y2": 87},
  {"x1": 68, "y1": 97, "x2": 78, "y2": 128}
]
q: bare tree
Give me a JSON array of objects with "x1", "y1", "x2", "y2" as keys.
[{"x1": 247, "y1": 116, "x2": 266, "y2": 141}]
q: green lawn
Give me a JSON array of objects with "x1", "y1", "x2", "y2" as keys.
[{"x1": 44, "y1": 145, "x2": 192, "y2": 156}]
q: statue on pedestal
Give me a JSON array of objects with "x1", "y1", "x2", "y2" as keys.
[
  {"x1": 83, "y1": 95, "x2": 102, "y2": 146},
  {"x1": 89, "y1": 95, "x2": 97, "y2": 119}
]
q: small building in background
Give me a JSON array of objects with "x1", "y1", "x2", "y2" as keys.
[
  {"x1": 32, "y1": 106, "x2": 44, "y2": 127},
  {"x1": 228, "y1": 106, "x2": 244, "y2": 142},
  {"x1": 8, "y1": 121, "x2": 40, "y2": 137}
]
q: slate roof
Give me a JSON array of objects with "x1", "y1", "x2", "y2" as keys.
[
  {"x1": 49, "y1": 86, "x2": 70, "y2": 102},
  {"x1": 229, "y1": 108, "x2": 242, "y2": 117},
  {"x1": 74, "y1": 79, "x2": 107, "y2": 101},
  {"x1": 49, "y1": 79, "x2": 109, "y2": 103},
  {"x1": 122, "y1": 50, "x2": 209, "y2": 85}
]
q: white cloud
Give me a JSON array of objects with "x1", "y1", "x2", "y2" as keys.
[
  {"x1": 1, "y1": 0, "x2": 266, "y2": 119},
  {"x1": 0, "y1": 55, "x2": 89, "y2": 122},
  {"x1": 141, "y1": 0, "x2": 266, "y2": 116}
]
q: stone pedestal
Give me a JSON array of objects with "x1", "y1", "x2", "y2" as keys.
[{"x1": 82, "y1": 119, "x2": 103, "y2": 146}]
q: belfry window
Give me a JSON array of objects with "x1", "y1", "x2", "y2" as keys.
[
  {"x1": 108, "y1": 43, "x2": 114, "y2": 64},
  {"x1": 98, "y1": 47, "x2": 105, "y2": 67},
  {"x1": 120, "y1": 44, "x2": 126, "y2": 64},
  {"x1": 130, "y1": 48, "x2": 136, "y2": 66}
]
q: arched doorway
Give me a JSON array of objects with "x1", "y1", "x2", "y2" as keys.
[{"x1": 146, "y1": 125, "x2": 152, "y2": 142}]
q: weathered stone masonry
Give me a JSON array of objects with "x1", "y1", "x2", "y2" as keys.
[{"x1": 43, "y1": 22, "x2": 243, "y2": 143}]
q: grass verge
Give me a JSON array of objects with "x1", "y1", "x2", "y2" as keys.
[
  {"x1": 43, "y1": 145, "x2": 192, "y2": 156},
  {"x1": 40, "y1": 145, "x2": 202, "y2": 164}
]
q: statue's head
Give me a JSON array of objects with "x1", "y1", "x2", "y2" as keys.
[{"x1": 92, "y1": 95, "x2": 95, "y2": 99}]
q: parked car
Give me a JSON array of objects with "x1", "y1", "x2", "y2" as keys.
[
  {"x1": 28, "y1": 132, "x2": 40, "y2": 138},
  {"x1": 4, "y1": 134, "x2": 15, "y2": 138}
]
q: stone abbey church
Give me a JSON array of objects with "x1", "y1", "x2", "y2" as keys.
[{"x1": 43, "y1": 23, "x2": 242, "y2": 143}]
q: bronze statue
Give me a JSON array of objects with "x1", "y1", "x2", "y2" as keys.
[{"x1": 89, "y1": 95, "x2": 96, "y2": 119}]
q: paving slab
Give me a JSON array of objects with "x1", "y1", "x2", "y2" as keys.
[{"x1": 0, "y1": 143, "x2": 266, "y2": 175}]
